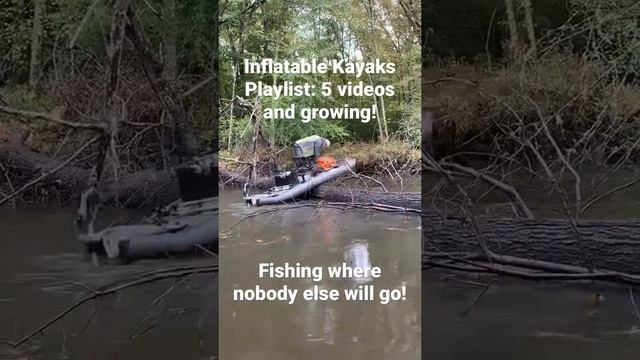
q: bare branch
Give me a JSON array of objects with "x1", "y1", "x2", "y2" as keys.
[{"x1": 0, "y1": 105, "x2": 106, "y2": 131}]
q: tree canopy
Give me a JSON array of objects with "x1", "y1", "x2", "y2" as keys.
[{"x1": 219, "y1": 0, "x2": 421, "y2": 149}]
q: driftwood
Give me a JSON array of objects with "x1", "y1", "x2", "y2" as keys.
[
  {"x1": 0, "y1": 142, "x2": 89, "y2": 189},
  {"x1": 0, "y1": 137, "x2": 100, "y2": 206}
]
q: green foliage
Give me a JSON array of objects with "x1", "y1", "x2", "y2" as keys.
[
  {"x1": 220, "y1": 113, "x2": 350, "y2": 151},
  {"x1": 0, "y1": 84, "x2": 55, "y2": 109},
  {"x1": 0, "y1": 0, "x2": 215, "y2": 84},
  {"x1": 220, "y1": 0, "x2": 421, "y2": 150},
  {"x1": 0, "y1": 0, "x2": 217, "y2": 163},
  {"x1": 0, "y1": 0, "x2": 35, "y2": 81},
  {"x1": 428, "y1": 52, "x2": 640, "y2": 161},
  {"x1": 0, "y1": 84, "x2": 65, "y2": 153}
]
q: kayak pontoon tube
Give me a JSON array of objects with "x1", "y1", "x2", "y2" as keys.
[
  {"x1": 100, "y1": 216, "x2": 218, "y2": 259},
  {"x1": 248, "y1": 158, "x2": 356, "y2": 206},
  {"x1": 80, "y1": 197, "x2": 219, "y2": 260}
]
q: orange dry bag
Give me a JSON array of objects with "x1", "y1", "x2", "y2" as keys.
[{"x1": 316, "y1": 156, "x2": 337, "y2": 171}]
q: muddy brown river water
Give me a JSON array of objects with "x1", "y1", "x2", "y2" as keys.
[
  {"x1": 2, "y1": 168, "x2": 640, "y2": 359},
  {"x1": 219, "y1": 190, "x2": 422, "y2": 360},
  {"x1": 424, "y1": 272, "x2": 640, "y2": 359},
  {"x1": 0, "y1": 207, "x2": 217, "y2": 360}
]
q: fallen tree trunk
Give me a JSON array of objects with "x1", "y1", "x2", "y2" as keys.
[
  {"x1": 105, "y1": 169, "x2": 179, "y2": 207},
  {"x1": 0, "y1": 142, "x2": 89, "y2": 188},
  {"x1": 219, "y1": 167, "x2": 273, "y2": 189},
  {"x1": 424, "y1": 209, "x2": 640, "y2": 275},
  {"x1": 0, "y1": 142, "x2": 179, "y2": 207},
  {"x1": 219, "y1": 168, "x2": 421, "y2": 209}
]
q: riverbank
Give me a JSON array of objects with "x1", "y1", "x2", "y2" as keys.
[
  {"x1": 220, "y1": 140, "x2": 420, "y2": 178},
  {"x1": 425, "y1": 55, "x2": 640, "y2": 165},
  {"x1": 0, "y1": 141, "x2": 217, "y2": 208}
]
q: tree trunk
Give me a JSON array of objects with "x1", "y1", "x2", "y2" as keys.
[
  {"x1": 29, "y1": 0, "x2": 45, "y2": 90},
  {"x1": 422, "y1": 107, "x2": 434, "y2": 156},
  {"x1": 379, "y1": 91, "x2": 389, "y2": 141},
  {"x1": 270, "y1": 48, "x2": 278, "y2": 149},
  {"x1": 424, "y1": 211, "x2": 640, "y2": 274},
  {"x1": 99, "y1": 0, "x2": 132, "y2": 195},
  {"x1": 318, "y1": 187, "x2": 420, "y2": 209},
  {"x1": 228, "y1": 62, "x2": 237, "y2": 150},
  {"x1": 504, "y1": 0, "x2": 520, "y2": 59},
  {"x1": 124, "y1": 6, "x2": 198, "y2": 160},
  {"x1": 521, "y1": 0, "x2": 536, "y2": 56},
  {"x1": 162, "y1": 0, "x2": 177, "y2": 81},
  {"x1": 0, "y1": 145, "x2": 220, "y2": 208},
  {"x1": 249, "y1": 101, "x2": 262, "y2": 182},
  {"x1": 368, "y1": 73, "x2": 385, "y2": 142},
  {"x1": 211, "y1": 0, "x2": 219, "y2": 149}
]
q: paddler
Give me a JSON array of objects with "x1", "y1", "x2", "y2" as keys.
[{"x1": 292, "y1": 135, "x2": 335, "y2": 173}]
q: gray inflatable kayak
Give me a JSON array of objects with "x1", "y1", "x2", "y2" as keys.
[
  {"x1": 79, "y1": 197, "x2": 218, "y2": 260},
  {"x1": 243, "y1": 158, "x2": 356, "y2": 206}
]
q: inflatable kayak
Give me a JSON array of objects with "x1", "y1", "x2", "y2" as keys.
[
  {"x1": 79, "y1": 197, "x2": 218, "y2": 261},
  {"x1": 243, "y1": 158, "x2": 356, "y2": 206},
  {"x1": 76, "y1": 153, "x2": 218, "y2": 261}
]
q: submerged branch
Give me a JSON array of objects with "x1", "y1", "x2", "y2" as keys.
[{"x1": 3, "y1": 264, "x2": 218, "y2": 348}]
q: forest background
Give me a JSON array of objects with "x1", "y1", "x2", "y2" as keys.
[{"x1": 219, "y1": 0, "x2": 421, "y2": 176}]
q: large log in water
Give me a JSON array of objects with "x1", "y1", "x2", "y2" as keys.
[
  {"x1": 219, "y1": 167, "x2": 274, "y2": 189},
  {"x1": 0, "y1": 142, "x2": 89, "y2": 188},
  {"x1": 424, "y1": 210, "x2": 640, "y2": 274},
  {"x1": 0, "y1": 143, "x2": 179, "y2": 206}
]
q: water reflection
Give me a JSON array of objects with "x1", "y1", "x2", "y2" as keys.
[
  {"x1": 220, "y1": 190, "x2": 421, "y2": 360},
  {"x1": 424, "y1": 272, "x2": 640, "y2": 359},
  {"x1": 344, "y1": 241, "x2": 372, "y2": 286}
]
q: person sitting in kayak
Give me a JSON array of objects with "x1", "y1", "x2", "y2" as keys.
[{"x1": 292, "y1": 135, "x2": 336, "y2": 173}]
